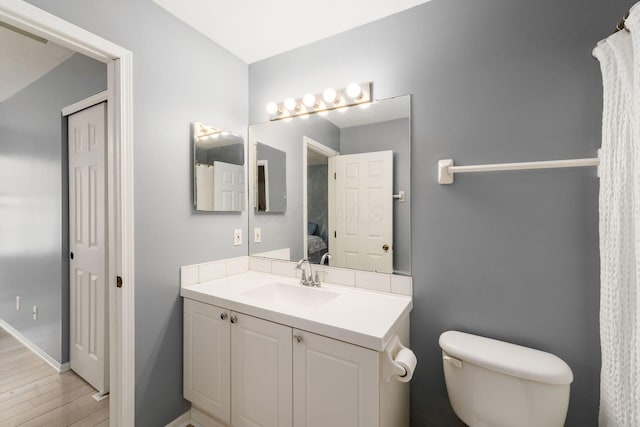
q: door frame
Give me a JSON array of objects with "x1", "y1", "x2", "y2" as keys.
[
  {"x1": 302, "y1": 136, "x2": 339, "y2": 260},
  {"x1": 257, "y1": 159, "x2": 270, "y2": 212},
  {"x1": 0, "y1": 1, "x2": 135, "y2": 426}
]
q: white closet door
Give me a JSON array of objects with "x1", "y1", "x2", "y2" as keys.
[{"x1": 69, "y1": 102, "x2": 108, "y2": 393}]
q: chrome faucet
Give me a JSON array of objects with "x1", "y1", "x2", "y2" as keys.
[
  {"x1": 295, "y1": 259, "x2": 314, "y2": 286},
  {"x1": 296, "y1": 259, "x2": 324, "y2": 287},
  {"x1": 320, "y1": 253, "x2": 332, "y2": 266}
]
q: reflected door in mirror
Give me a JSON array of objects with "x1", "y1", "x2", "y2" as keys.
[{"x1": 331, "y1": 151, "x2": 393, "y2": 274}]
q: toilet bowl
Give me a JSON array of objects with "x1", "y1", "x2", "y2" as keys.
[{"x1": 439, "y1": 331, "x2": 573, "y2": 427}]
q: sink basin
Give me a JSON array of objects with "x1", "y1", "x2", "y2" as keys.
[{"x1": 242, "y1": 282, "x2": 339, "y2": 309}]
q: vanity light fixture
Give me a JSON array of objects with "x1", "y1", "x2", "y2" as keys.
[
  {"x1": 194, "y1": 122, "x2": 221, "y2": 139},
  {"x1": 302, "y1": 93, "x2": 318, "y2": 108},
  {"x1": 284, "y1": 97, "x2": 299, "y2": 112},
  {"x1": 193, "y1": 122, "x2": 242, "y2": 140},
  {"x1": 265, "y1": 82, "x2": 372, "y2": 121},
  {"x1": 323, "y1": 87, "x2": 340, "y2": 105},
  {"x1": 265, "y1": 101, "x2": 282, "y2": 116},
  {"x1": 346, "y1": 82, "x2": 364, "y2": 100}
]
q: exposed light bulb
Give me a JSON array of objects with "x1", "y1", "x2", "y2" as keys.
[
  {"x1": 302, "y1": 93, "x2": 317, "y2": 108},
  {"x1": 266, "y1": 102, "x2": 279, "y2": 115},
  {"x1": 346, "y1": 82, "x2": 363, "y2": 99},
  {"x1": 323, "y1": 88, "x2": 338, "y2": 104},
  {"x1": 221, "y1": 131, "x2": 229, "y2": 136},
  {"x1": 284, "y1": 97, "x2": 298, "y2": 112},
  {"x1": 212, "y1": 133, "x2": 220, "y2": 138}
]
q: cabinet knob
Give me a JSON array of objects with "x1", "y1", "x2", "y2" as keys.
[
  {"x1": 220, "y1": 312, "x2": 228, "y2": 321},
  {"x1": 230, "y1": 315, "x2": 237, "y2": 324},
  {"x1": 294, "y1": 335, "x2": 303, "y2": 343}
]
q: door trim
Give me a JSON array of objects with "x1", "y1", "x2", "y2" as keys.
[
  {"x1": 62, "y1": 90, "x2": 108, "y2": 117},
  {"x1": 302, "y1": 136, "x2": 339, "y2": 260},
  {"x1": 0, "y1": 2, "x2": 135, "y2": 426}
]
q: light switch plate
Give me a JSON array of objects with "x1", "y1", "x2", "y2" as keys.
[
  {"x1": 254, "y1": 228, "x2": 261, "y2": 243},
  {"x1": 16, "y1": 296, "x2": 20, "y2": 311},
  {"x1": 234, "y1": 229, "x2": 242, "y2": 246},
  {"x1": 32, "y1": 305, "x2": 37, "y2": 320}
]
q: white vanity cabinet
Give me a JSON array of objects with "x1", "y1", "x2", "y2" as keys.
[
  {"x1": 292, "y1": 329, "x2": 379, "y2": 427},
  {"x1": 183, "y1": 290, "x2": 410, "y2": 427},
  {"x1": 183, "y1": 298, "x2": 231, "y2": 424},
  {"x1": 184, "y1": 299, "x2": 293, "y2": 427},
  {"x1": 231, "y1": 312, "x2": 293, "y2": 427}
]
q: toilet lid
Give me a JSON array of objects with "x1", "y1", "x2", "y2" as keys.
[{"x1": 439, "y1": 330, "x2": 573, "y2": 385}]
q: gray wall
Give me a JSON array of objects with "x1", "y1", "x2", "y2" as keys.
[
  {"x1": 340, "y1": 118, "x2": 411, "y2": 275},
  {"x1": 0, "y1": 53, "x2": 106, "y2": 363},
  {"x1": 249, "y1": 0, "x2": 633, "y2": 425},
  {"x1": 249, "y1": 115, "x2": 339, "y2": 259},
  {"x1": 24, "y1": 1, "x2": 248, "y2": 425}
]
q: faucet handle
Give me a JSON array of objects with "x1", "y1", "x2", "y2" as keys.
[{"x1": 313, "y1": 271, "x2": 323, "y2": 287}]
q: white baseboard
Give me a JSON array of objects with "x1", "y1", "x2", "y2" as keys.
[
  {"x1": 164, "y1": 410, "x2": 192, "y2": 427},
  {"x1": 165, "y1": 407, "x2": 226, "y2": 427},
  {"x1": 0, "y1": 318, "x2": 66, "y2": 373}
]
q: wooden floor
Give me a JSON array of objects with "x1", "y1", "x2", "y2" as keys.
[{"x1": 0, "y1": 327, "x2": 109, "y2": 427}]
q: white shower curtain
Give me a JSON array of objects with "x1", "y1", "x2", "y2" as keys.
[{"x1": 594, "y1": 5, "x2": 640, "y2": 426}]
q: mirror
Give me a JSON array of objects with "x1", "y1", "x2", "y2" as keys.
[
  {"x1": 192, "y1": 122, "x2": 245, "y2": 212},
  {"x1": 249, "y1": 95, "x2": 411, "y2": 275},
  {"x1": 255, "y1": 142, "x2": 287, "y2": 213}
]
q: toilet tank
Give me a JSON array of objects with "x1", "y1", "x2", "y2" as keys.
[{"x1": 439, "y1": 331, "x2": 573, "y2": 427}]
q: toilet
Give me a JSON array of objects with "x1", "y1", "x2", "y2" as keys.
[{"x1": 439, "y1": 330, "x2": 573, "y2": 427}]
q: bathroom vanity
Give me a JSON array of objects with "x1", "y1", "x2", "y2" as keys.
[{"x1": 181, "y1": 270, "x2": 412, "y2": 427}]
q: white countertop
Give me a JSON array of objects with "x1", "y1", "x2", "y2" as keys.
[{"x1": 180, "y1": 271, "x2": 412, "y2": 351}]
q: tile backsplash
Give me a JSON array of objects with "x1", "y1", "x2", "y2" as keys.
[
  {"x1": 180, "y1": 256, "x2": 249, "y2": 287},
  {"x1": 181, "y1": 256, "x2": 412, "y2": 297}
]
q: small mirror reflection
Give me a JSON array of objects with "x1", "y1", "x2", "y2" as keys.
[{"x1": 192, "y1": 122, "x2": 245, "y2": 212}]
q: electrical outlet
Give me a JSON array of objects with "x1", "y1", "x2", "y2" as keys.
[
  {"x1": 254, "y1": 228, "x2": 261, "y2": 243},
  {"x1": 234, "y1": 229, "x2": 242, "y2": 246},
  {"x1": 16, "y1": 296, "x2": 20, "y2": 311},
  {"x1": 32, "y1": 305, "x2": 37, "y2": 320}
]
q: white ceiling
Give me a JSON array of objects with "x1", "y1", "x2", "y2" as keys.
[
  {"x1": 0, "y1": 23, "x2": 74, "y2": 103},
  {"x1": 152, "y1": 0, "x2": 430, "y2": 63}
]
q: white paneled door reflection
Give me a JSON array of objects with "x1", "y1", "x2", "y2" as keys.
[
  {"x1": 332, "y1": 150, "x2": 393, "y2": 274},
  {"x1": 68, "y1": 102, "x2": 108, "y2": 394}
]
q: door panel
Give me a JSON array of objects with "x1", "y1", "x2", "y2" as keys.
[
  {"x1": 293, "y1": 330, "x2": 379, "y2": 427},
  {"x1": 69, "y1": 102, "x2": 108, "y2": 393},
  {"x1": 184, "y1": 299, "x2": 231, "y2": 423},
  {"x1": 213, "y1": 161, "x2": 245, "y2": 211},
  {"x1": 231, "y1": 312, "x2": 292, "y2": 427},
  {"x1": 334, "y1": 150, "x2": 393, "y2": 273}
]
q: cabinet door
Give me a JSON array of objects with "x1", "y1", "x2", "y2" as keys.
[
  {"x1": 231, "y1": 312, "x2": 292, "y2": 427},
  {"x1": 293, "y1": 330, "x2": 379, "y2": 427},
  {"x1": 183, "y1": 298, "x2": 231, "y2": 424}
]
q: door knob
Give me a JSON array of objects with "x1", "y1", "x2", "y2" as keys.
[
  {"x1": 382, "y1": 244, "x2": 389, "y2": 252},
  {"x1": 70, "y1": 252, "x2": 74, "y2": 260},
  {"x1": 294, "y1": 335, "x2": 303, "y2": 343},
  {"x1": 220, "y1": 312, "x2": 228, "y2": 321},
  {"x1": 230, "y1": 315, "x2": 237, "y2": 324}
]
